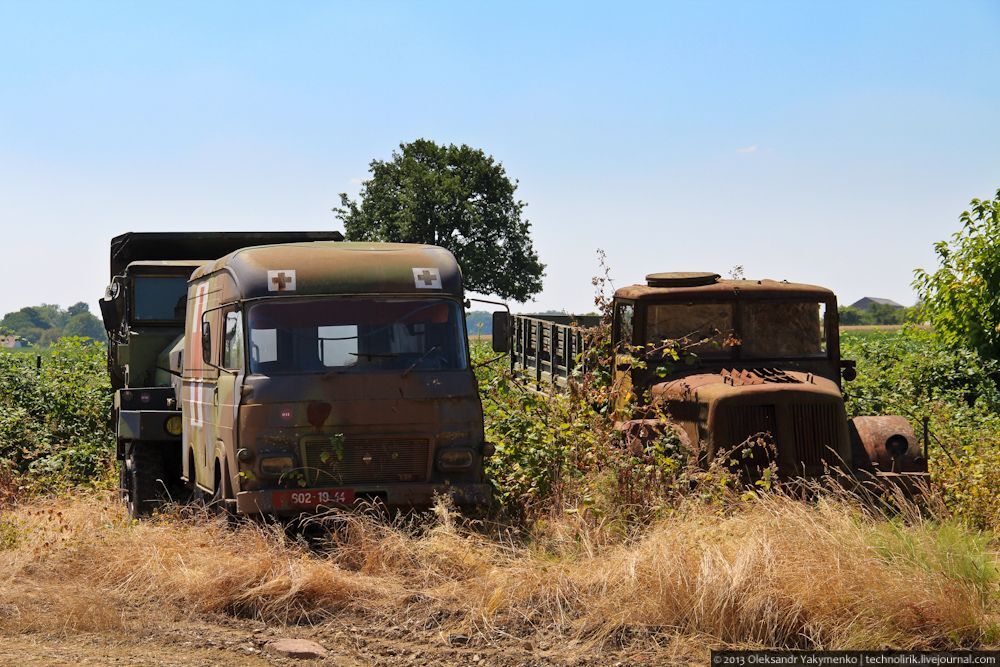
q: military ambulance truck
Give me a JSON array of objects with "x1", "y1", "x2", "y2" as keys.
[
  {"x1": 494, "y1": 272, "x2": 929, "y2": 488},
  {"x1": 101, "y1": 232, "x2": 493, "y2": 518}
]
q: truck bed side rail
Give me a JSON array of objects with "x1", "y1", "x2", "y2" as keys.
[{"x1": 511, "y1": 315, "x2": 601, "y2": 389}]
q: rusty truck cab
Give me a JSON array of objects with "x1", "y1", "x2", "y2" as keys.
[
  {"x1": 181, "y1": 241, "x2": 492, "y2": 516},
  {"x1": 611, "y1": 272, "x2": 927, "y2": 481}
]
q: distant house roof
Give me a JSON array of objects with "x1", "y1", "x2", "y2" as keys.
[
  {"x1": 849, "y1": 296, "x2": 904, "y2": 311},
  {"x1": 0, "y1": 335, "x2": 22, "y2": 348}
]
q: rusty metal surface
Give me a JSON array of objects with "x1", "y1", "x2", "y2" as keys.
[
  {"x1": 849, "y1": 415, "x2": 927, "y2": 473},
  {"x1": 614, "y1": 275, "x2": 918, "y2": 481},
  {"x1": 719, "y1": 367, "x2": 804, "y2": 386},
  {"x1": 651, "y1": 372, "x2": 851, "y2": 476},
  {"x1": 615, "y1": 278, "x2": 835, "y2": 302}
]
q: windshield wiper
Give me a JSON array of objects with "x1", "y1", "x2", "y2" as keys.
[{"x1": 401, "y1": 346, "x2": 440, "y2": 378}]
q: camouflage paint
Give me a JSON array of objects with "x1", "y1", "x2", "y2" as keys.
[{"x1": 181, "y1": 242, "x2": 492, "y2": 513}]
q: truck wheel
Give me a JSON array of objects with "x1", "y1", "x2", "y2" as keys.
[{"x1": 122, "y1": 442, "x2": 167, "y2": 519}]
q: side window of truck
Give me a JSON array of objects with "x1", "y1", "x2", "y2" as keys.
[
  {"x1": 615, "y1": 303, "x2": 634, "y2": 347},
  {"x1": 223, "y1": 310, "x2": 244, "y2": 370}
]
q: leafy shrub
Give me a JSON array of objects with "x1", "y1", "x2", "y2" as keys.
[
  {"x1": 472, "y1": 332, "x2": 740, "y2": 525},
  {"x1": 0, "y1": 338, "x2": 115, "y2": 491},
  {"x1": 914, "y1": 188, "x2": 1000, "y2": 360},
  {"x1": 842, "y1": 328, "x2": 1000, "y2": 529}
]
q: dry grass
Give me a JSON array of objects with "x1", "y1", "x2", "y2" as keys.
[{"x1": 0, "y1": 490, "x2": 997, "y2": 654}]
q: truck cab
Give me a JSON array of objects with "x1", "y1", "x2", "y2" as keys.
[
  {"x1": 611, "y1": 272, "x2": 927, "y2": 482},
  {"x1": 102, "y1": 232, "x2": 491, "y2": 518},
  {"x1": 181, "y1": 241, "x2": 492, "y2": 515},
  {"x1": 505, "y1": 272, "x2": 928, "y2": 486}
]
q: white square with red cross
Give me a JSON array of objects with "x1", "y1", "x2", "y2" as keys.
[
  {"x1": 267, "y1": 270, "x2": 297, "y2": 292},
  {"x1": 412, "y1": 268, "x2": 442, "y2": 289}
]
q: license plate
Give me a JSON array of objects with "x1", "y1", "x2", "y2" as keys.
[{"x1": 271, "y1": 488, "x2": 356, "y2": 510}]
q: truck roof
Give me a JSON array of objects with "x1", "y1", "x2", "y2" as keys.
[
  {"x1": 191, "y1": 241, "x2": 464, "y2": 299},
  {"x1": 124, "y1": 260, "x2": 210, "y2": 270},
  {"x1": 615, "y1": 275, "x2": 836, "y2": 302},
  {"x1": 110, "y1": 231, "x2": 344, "y2": 278}
]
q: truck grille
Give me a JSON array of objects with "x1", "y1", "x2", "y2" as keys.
[
  {"x1": 718, "y1": 402, "x2": 841, "y2": 474},
  {"x1": 300, "y1": 436, "x2": 430, "y2": 485},
  {"x1": 790, "y1": 403, "x2": 839, "y2": 467},
  {"x1": 717, "y1": 404, "x2": 779, "y2": 473},
  {"x1": 720, "y1": 404, "x2": 779, "y2": 450}
]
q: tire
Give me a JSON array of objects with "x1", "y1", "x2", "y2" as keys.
[
  {"x1": 192, "y1": 462, "x2": 232, "y2": 519},
  {"x1": 122, "y1": 442, "x2": 168, "y2": 519}
]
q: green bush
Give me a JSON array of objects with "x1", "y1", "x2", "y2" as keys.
[
  {"x1": 842, "y1": 328, "x2": 1000, "y2": 529},
  {"x1": 0, "y1": 338, "x2": 115, "y2": 491},
  {"x1": 914, "y1": 188, "x2": 1000, "y2": 360}
]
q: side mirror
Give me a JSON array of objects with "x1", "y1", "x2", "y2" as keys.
[
  {"x1": 201, "y1": 320, "x2": 213, "y2": 364},
  {"x1": 491, "y1": 311, "x2": 511, "y2": 353},
  {"x1": 99, "y1": 280, "x2": 125, "y2": 332}
]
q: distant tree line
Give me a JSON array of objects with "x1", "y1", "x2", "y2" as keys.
[
  {"x1": 0, "y1": 303, "x2": 105, "y2": 346},
  {"x1": 838, "y1": 304, "x2": 916, "y2": 326}
]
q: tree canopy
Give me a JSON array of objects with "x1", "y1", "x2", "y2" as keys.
[
  {"x1": 0, "y1": 303, "x2": 105, "y2": 346},
  {"x1": 335, "y1": 140, "x2": 545, "y2": 302},
  {"x1": 914, "y1": 188, "x2": 1000, "y2": 360}
]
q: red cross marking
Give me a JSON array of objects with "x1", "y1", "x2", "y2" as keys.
[{"x1": 272, "y1": 272, "x2": 292, "y2": 290}]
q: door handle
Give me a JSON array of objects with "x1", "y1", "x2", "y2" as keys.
[{"x1": 213, "y1": 386, "x2": 219, "y2": 406}]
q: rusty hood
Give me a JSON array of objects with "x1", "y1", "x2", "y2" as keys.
[{"x1": 652, "y1": 367, "x2": 843, "y2": 403}]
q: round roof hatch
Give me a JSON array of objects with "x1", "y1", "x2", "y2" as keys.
[{"x1": 645, "y1": 272, "x2": 720, "y2": 288}]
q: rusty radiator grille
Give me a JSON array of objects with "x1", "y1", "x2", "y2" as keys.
[
  {"x1": 300, "y1": 436, "x2": 430, "y2": 485},
  {"x1": 719, "y1": 404, "x2": 778, "y2": 450},
  {"x1": 790, "y1": 403, "x2": 839, "y2": 467}
]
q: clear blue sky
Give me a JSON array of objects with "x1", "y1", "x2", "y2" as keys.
[{"x1": 1, "y1": 1, "x2": 998, "y2": 316}]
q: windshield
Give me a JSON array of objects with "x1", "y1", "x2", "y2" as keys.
[
  {"x1": 247, "y1": 298, "x2": 468, "y2": 375},
  {"x1": 132, "y1": 276, "x2": 188, "y2": 322},
  {"x1": 645, "y1": 300, "x2": 827, "y2": 360}
]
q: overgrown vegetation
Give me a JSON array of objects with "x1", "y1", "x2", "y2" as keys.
[
  {"x1": 0, "y1": 490, "x2": 996, "y2": 655},
  {"x1": 0, "y1": 338, "x2": 114, "y2": 495},
  {"x1": 2, "y1": 192, "x2": 1000, "y2": 655},
  {"x1": 842, "y1": 327, "x2": 1000, "y2": 529},
  {"x1": 915, "y1": 188, "x2": 1000, "y2": 361},
  {"x1": 838, "y1": 303, "x2": 915, "y2": 326}
]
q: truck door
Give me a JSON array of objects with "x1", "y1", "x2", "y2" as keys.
[
  {"x1": 215, "y1": 307, "x2": 245, "y2": 499},
  {"x1": 182, "y1": 280, "x2": 221, "y2": 492}
]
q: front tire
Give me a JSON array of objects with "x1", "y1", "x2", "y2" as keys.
[{"x1": 121, "y1": 442, "x2": 167, "y2": 519}]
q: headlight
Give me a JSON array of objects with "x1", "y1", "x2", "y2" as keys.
[
  {"x1": 164, "y1": 415, "x2": 183, "y2": 437},
  {"x1": 885, "y1": 435, "x2": 909, "y2": 457},
  {"x1": 260, "y1": 456, "x2": 295, "y2": 475},
  {"x1": 436, "y1": 448, "x2": 474, "y2": 471}
]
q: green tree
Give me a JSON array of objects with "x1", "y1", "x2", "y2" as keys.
[
  {"x1": 914, "y1": 188, "x2": 1000, "y2": 360},
  {"x1": 335, "y1": 139, "x2": 545, "y2": 302},
  {"x1": 63, "y1": 312, "x2": 107, "y2": 341},
  {"x1": 67, "y1": 302, "x2": 90, "y2": 317}
]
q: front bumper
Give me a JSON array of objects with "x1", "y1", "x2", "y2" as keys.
[
  {"x1": 869, "y1": 470, "x2": 931, "y2": 495},
  {"x1": 235, "y1": 482, "x2": 493, "y2": 515}
]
